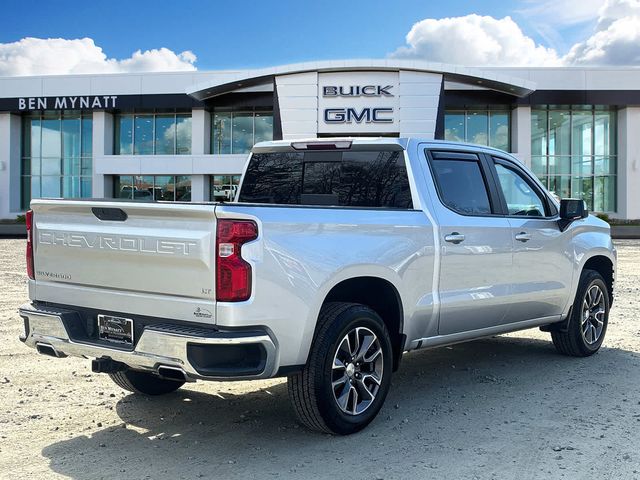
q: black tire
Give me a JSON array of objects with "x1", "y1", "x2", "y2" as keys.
[
  {"x1": 287, "y1": 302, "x2": 393, "y2": 435},
  {"x1": 108, "y1": 369, "x2": 184, "y2": 395},
  {"x1": 552, "y1": 269, "x2": 610, "y2": 357}
]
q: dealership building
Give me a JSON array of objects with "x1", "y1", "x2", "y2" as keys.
[{"x1": 1, "y1": 59, "x2": 639, "y2": 219}]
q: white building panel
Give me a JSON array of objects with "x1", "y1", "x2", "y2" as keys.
[
  {"x1": 399, "y1": 107, "x2": 439, "y2": 121},
  {"x1": 42, "y1": 76, "x2": 92, "y2": 96},
  {"x1": 90, "y1": 75, "x2": 143, "y2": 95},
  {"x1": 193, "y1": 154, "x2": 248, "y2": 175},
  {"x1": 276, "y1": 72, "x2": 319, "y2": 139},
  {"x1": 139, "y1": 156, "x2": 194, "y2": 175}
]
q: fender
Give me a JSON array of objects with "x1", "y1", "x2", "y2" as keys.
[
  {"x1": 561, "y1": 219, "x2": 616, "y2": 318},
  {"x1": 295, "y1": 265, "x2": 407, "y2": 367}
]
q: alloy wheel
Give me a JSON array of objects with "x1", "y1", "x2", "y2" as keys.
[
  {"x1": 331, "y1": 326, "x2": 384, "y2": 415},
  {"x1": 581, "y1": 284, "x2": 606, "y2": 345}
]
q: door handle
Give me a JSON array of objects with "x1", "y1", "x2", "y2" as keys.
[
  {"x1": 515, "y1": 232, "x2": 532, "y2": 242},
  {"x1": 444, "y1": 232, "x2": 465, "y2": 244}
]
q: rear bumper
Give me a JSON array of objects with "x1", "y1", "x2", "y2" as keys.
[{"x1": 18, "y1": 302, "x2": 278, "y2": 381}]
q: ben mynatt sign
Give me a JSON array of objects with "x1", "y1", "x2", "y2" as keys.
[{"x1": 17, "y1": 96, "x2": 118, "y2": 110}]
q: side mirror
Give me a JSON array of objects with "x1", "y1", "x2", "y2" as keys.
[{"x1": 558, "y1": 198, "x2": 588, "y2": 231}]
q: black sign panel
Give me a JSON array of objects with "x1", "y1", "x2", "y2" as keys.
[{"x1": 0, "y1": 94, "x2": 205, "y2": 113}]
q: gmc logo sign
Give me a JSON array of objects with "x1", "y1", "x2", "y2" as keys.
[{"x1": 324, "y1": 107, "x2": 394, "y2": 123}]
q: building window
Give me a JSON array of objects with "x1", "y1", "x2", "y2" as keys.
[
  {"x1": 114, "y1": 175, "x2": 191, "y2": 201},
  {"x1": 211, "y1": 175, "x2": 241, "y2": 201},
  {"x1": 444, "y1": 108, "x2": 510, "y2": 151},
  {"x1": 114, "y1": 113, "x2": 192, "y2": 155},
  {"x1": 211, "y1": 110, "x2": 273, "y2": 154},
  {"x1": 531, "y1": 106, "x2": 616, "y2": 212},
  {"x1": 21, "y1": 112, "x2": 93, "y2": 210}
]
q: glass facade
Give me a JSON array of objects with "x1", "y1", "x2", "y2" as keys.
[
  {"x1": 444, "y1": 109, "x2": 510, "y2": 151},
  {"x1": 211, "y1": 110, "x2": 273, "y2": 154},
  {"x1": 114, "y1": 113, "x2": 192, "y2": 155},
  {"x1": 21, "y1": 112, "x2": 93, "y2": 209},
  {"x1": 211, "y1": 175, "x2": 241, "y2": 201},
  {"x1": 114, "y1": 175, "x2": 191, "y2": 201},
  {"x1": 531, "y1": 106, "x2": 617, "y2": 212}
]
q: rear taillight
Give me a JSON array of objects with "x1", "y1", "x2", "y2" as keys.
[
  {"x1": 216, "y1": 219, "x2": 258, "y2": 302},
  {"x1": 25, "y1": 209, "x2": 34, "y2": 280}
]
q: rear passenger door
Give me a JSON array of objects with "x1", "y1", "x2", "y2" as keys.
[
  {"x1": 425, "y1": 150, "x2": 514, "y2": 336},
  {"x1": 489, "y1": 156, "x2": 574, "y2": 322}
]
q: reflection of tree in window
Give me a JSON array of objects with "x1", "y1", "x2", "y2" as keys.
[
  {"x1": 338, "y1": 152, "x2": 410, "y2": 208},
  {"x1": 239, "y1": 153, "x2": 303, "y2": 204},
  {"x1": 239, "y1": 150, "x2": 412, "y2": 208}
]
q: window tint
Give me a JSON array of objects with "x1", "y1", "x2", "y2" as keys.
[
  {"x1": 494, "y1": 163, "x2": 546, "y2": 216},
  {"x1": 430, "y1": 158, "x2": 491, "y2": 215},
  {"x1": 238, "y1": 150, "x2": 412, "y2": 208}
]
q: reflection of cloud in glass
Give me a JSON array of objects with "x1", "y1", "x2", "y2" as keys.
[
  {"x1": 175, "y1": 116, "x2": 192, "y2": 154},
  {"x1": 471, "y1": 133, "x2": 488, "y2": 145},
  {"x1": 444, "y1": 128, "x2": 463, "y2": 142},
  {"x1": 492, "y1": 124, "x2": 509, "y2": 150}
]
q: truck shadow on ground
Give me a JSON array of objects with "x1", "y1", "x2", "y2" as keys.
[{"x1": 42, "y1": 335, "x2": 640, "y2": 479}]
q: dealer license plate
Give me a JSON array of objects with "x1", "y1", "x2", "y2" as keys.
[{"x1": 97, "y1": 315, "x2": 134, "y2": 345}]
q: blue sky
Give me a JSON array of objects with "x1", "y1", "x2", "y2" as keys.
[
  {"x1": 2, "y1": 0, "x2": 637, "y2": 75},
  {"x1": 1, "y1": 0, "x2": 602, "y2": 69}
]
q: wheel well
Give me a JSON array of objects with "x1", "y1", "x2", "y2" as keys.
[
  {"x1": 323, "y1": 277, "x2": 405, "y2": 371},
  {"x1": 584, "y1": 256, "x2": 614, "y2": 303}
]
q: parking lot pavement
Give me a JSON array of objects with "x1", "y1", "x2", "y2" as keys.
[{"x1": 1, "y1": 238, "x2": 639, "y2": 479}]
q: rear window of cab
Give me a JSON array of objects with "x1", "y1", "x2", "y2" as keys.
[{"x1": 238, "y1": 150, "x2": 413, "y2": 209}]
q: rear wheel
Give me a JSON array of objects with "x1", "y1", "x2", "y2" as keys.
[
  {"x1": 552, "y1": 269, "x2": 610, "y2": 357},
  {"x1": 288, "y1": 302, "x2": 393, "y2": 435},
  {"x1": 108, "y1": 369, "x2": 184, "y2": 395}
]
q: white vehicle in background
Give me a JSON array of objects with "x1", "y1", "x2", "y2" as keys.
[
  {"x1": 19, "y1": 138, "x2": 615, "y2": 434},
  {"x1": 212, "y1": 184, "x2": 238, "y2": 201}
]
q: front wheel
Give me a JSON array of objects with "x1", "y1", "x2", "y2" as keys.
[
  {"x1": 552, "y1": 269, "x2": 610, "y2": 357},
  {"x1": 288, "y1": 302, "x2": 393, "y2": 435},
  {"x1": 108, "y1": 369, "x2": 184, "y2": 395}
]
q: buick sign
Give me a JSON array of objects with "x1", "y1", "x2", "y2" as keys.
[{"x1": 322, "y1": 85, "x2": 394, "y2": 97}]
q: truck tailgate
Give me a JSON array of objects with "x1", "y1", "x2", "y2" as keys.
[{"x1": 30, "y1": 199, "x2": 217, "y2": 322}]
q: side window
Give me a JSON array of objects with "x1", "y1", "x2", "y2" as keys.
[
  {"x1": 430, "y1": 157, "x2": 492, "y2": 215},
  {"x1": 494, "y1": 163, "x2": 546, "y2": 217}
]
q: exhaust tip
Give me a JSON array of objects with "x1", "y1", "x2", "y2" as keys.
[
  {"x1": 36, "y1": 343, "x2": 61, "y2": 358},
  {"x1": 157, "y1": 365, "x2": 188, "y2": 382}
]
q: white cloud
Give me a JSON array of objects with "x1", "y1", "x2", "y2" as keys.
[
  {"x1": 0, "y1": 37, "x2": 197, "y2": 76},
  {"x1": 517, "y1": 0, "x2": 603, "y2": 27},
  {"x1": 390, "y1": 1, "x2": 640, "y2": 66},
  {"x1": 390, "y1": 14, "x2": 561, "y2": 66},
  {"x1": 565, "y1": 15, "x2": 640, "y2": 64},
  {"x1": 565, "y1": 0, "x2": 640, "y2": 64},
  {"x1": 596, "y1": 0, "x2": 640, "y2": 30}
]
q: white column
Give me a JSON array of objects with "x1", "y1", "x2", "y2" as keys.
[
  {"x1": 398, "y1": 71, "x2": 442, "y2": 138},
  {"x1": 0, "y1": 113, "x2": 21, "y2": 219},
  {"x1": 92, "y1": 111, "x2": 113, "y2": 198},
  {"x1": 511, "y1": 105, "x2": 531, "y2": 167},
  {"x1": 276, "y1": 72, "x2": 318, "y2": 139},
  {"x1": 191, "y1": 175, "x2": 209, "y2": 202},
  {"x1": 191, "y1": 108, "x2": 210, "y2": 155},
  {"x1": 190, "y1": 109, "x2": 210, "y2": 203},
  {"x1": 615, "y1": 107, "x2": 640, "y2": 220}
]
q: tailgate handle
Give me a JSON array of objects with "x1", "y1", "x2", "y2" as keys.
[{"x1": 92, "y1": 207, "x2": 128, "y2": 222}]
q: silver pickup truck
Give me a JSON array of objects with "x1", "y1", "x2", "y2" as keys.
[{"x1": 19, "y1": 138, "x2": 615, "y2": 435}]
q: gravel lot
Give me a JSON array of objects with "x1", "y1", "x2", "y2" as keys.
[{"x1": 1, "y1": 238, "x2": 639, "y2": 479}]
